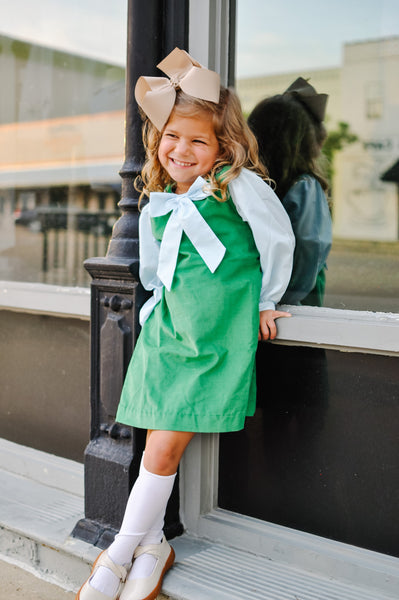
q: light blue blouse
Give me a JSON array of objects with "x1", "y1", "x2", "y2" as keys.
[{"x1": 138, "y1": 168, "x2": 295, "y2": 324}]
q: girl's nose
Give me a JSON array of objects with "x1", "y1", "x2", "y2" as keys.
[{"x1": 176, "y1": 138, "x2": 190, "y2": 155}]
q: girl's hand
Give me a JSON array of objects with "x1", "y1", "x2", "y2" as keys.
[{"x1": 258, "y1": 309, "x2": 291, "y2": 341}]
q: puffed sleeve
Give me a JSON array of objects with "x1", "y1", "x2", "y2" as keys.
[
  {"x1": 228, "y1": 169, "x2": 295, "y2": 311},
  {"x1": 138, "y1": 203, "x2": 164, "y2": 325},
  {"x1": 280, "y1": 176, "x2": 332, "y2": 305}
]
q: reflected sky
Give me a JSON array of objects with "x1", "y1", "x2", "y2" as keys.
[
  {"x1": 0, "y1": 1, "x2": 398, "y2": 76},
  {"x1": 237, "y1": 0, "x2": 399, "y2": 77},
  {"x1": 0, "y1": 0, "x2": 127, "y2": 65}
]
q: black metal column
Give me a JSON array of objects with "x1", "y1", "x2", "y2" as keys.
[{"x1": 72, "y1": 0, "x2": 189, "y2": 549}]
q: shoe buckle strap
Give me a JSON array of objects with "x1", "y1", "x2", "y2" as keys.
[
  {"x1": 133, "y1": 544, "x2": 160, "y2": 560},
  {"x1": 98, "y1": 552, "x2": 129, "y2": 583}
]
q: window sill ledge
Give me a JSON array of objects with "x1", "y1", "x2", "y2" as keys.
[
  {"x1": 0, "y1": 281, "x2": 398, "y2": 353},
  {"x1": 0, "y1": 281, "x2": 90, "y2": 320}
]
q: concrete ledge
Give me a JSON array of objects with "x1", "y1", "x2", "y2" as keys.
[
  {"x1": 0, "y1": 438, "x2": 84, "y2": 497},
  {"x1": 0, "y1": 466, "x2": 96, "y2": 592},
  {"x1": 0, "y1": 526, "x2": 96, "y2": 593},
  {"x1": 162, "y1": 536, "x2": 398, "y2": 600},
  {"x1": 196, "y1": 509, "x2": 399, "y2": 598}
]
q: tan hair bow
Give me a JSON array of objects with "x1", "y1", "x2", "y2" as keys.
[{"x1": 135, "y1": 47, "x2": 221, "y2": 131}]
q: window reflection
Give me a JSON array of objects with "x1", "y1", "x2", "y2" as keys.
[
  {"x1": 248, "y1": 78, "x2": 332, "y2": 307},
  {"x1": 3, "y1": 185, "x2": 119, "y2": 286},
  {"x1": 236, "y1": 0, "x2": 399, "y2": 313},
  {"x1": 0, "y1": 1, "x2": 126, "y2": 286}
]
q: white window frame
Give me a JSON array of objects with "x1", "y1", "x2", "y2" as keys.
[{"x1": 179, "y1": 306, "x2": 399, "y2": 588}]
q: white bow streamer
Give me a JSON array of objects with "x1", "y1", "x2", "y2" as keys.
[{"x1": 149, "y1": 177, "x2": 226, "y2": 291}]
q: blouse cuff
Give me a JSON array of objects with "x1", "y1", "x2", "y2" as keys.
[
  {"x1": 259, "y1": 300, "x2": 276, "y2": 312},
  {"x1": 139, "y1": 286, "x2": 163, "y2": 326}
]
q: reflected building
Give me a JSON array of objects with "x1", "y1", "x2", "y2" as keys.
[
  {"x1": 0, "y1": 34, "x2": 125, "y2": 286},
  {"x1": 238, "y1": 36, "x2": 399, "y2": 242}
]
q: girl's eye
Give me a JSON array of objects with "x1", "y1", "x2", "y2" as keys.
[{"x1": 193, "y1": 139, "x2": 206, "y2": 145}]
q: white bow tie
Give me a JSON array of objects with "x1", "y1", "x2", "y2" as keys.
[{"x1": 149, "y1": 177, "x2": 226, "y2": 291}]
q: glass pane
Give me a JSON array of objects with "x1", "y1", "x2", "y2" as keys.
[
  {"x1": 0, "y1": 0, "x2": 127, "y2": 286},
  {"x1": 219, "y1": 344, "x2": 399, "y2": 557},
  {"x1": 236, "y1": 0, "x2": 399, "y2": 313}
]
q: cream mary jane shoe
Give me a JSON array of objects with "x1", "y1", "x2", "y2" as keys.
[
  {"x1": 75, "y1": 549, "x2": 131, "y2": 600},
  {"x1": 119, "y1": 536, "x2": 175, "y2": 600}
]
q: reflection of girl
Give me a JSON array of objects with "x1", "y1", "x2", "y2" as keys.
[
  {"x1": 76, "y1": 48, "x2": 294, "y2": 600},
  {"x1": 248, "y1": 78, "x2": 332, "y2": 306}
]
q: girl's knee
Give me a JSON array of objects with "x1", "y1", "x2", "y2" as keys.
[{"x1": 144, "y1": 431, "x2": 194, "y2": 475}]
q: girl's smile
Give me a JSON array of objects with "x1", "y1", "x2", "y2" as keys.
[{"x1": 158, "y1": 112, "x2": 220, "y2": 194}]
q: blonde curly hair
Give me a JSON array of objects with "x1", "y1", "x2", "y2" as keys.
[{"x1": 136, "y1": 86, "x2": 269, "y2": 204}]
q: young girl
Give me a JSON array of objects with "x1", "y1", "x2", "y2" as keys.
[
  {"x1": 76, "y1": 48, "x2": 295, "y2": 600},
  {"x1": 248, "y1": 78, "x2": 332, "y2": 306}
]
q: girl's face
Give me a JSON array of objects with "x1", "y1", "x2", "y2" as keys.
[{"x1": 158, "y1": 111, "x2": 219, "y2": 194}]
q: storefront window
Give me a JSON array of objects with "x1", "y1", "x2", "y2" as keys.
[
  {"x1": 0, "y1": 0, "x2": 127, "y2": 286},
  {"x1": 236, "y1": 0, "x2": 399, "y2": 313},
  {"x1": 219, "y1": 344, "x2": 399, "y2": 557}
]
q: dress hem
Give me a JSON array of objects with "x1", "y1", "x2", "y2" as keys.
[{"x1": 115, "y1": 412, "x2": 254, "y2": 434}]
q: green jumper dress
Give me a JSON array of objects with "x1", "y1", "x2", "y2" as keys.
[{"x1": 116, "y1": 190, "x2": 262, "y2": 433}]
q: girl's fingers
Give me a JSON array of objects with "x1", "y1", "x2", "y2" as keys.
[
  {"x1": 274, "y1": 310, "x2": 292, "y2": 319},
  {"x1": 266, "y1": 319, "x2": 277, "y2": 340},
  {"x1": 259, "y1": 319, "x2": 274, "y2": 340},
  {"x1": 259, "y1": 311, "x2": 292, "y2": 341}
]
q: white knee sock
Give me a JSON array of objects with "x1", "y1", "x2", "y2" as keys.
[
  {"x1": 127, "y1": 506, "x2": 166, "y2": 581},
  {"x1": 89, "y1": 459, "x2": 176, "y2": 596}
]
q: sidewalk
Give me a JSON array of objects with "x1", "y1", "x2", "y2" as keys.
[
  {"x1": 0, "y1": 559, "x2": 169, "y2": 600},
  {"x1": 0, "y1": 559, "x2": 74, "y2": 600}
]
